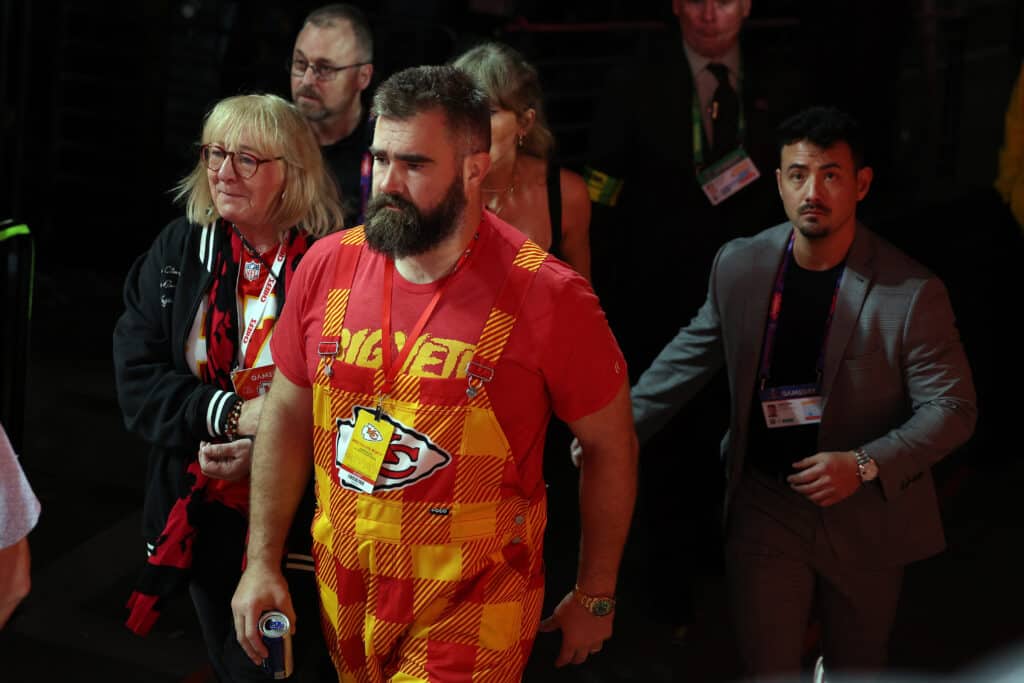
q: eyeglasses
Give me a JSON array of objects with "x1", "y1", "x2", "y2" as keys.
[
  {"x1": 200, "y1": 144, "x2": 283, "y2": 179},
  {"x1": 288, "y1": 57, "x2": 369, "y2": 82}
]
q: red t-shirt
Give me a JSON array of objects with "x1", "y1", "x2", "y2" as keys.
[{"x1": 271, "y1": 214, "x2": 626, "y2": 495}]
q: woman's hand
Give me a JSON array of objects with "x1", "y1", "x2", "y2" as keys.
[{"x1": 198, "y1": 439, "x2": 253, "y2": 481}]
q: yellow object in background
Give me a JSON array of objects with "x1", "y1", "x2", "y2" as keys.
[
  {"x1": 995, "y1": 61, "x2": 1024, "y2": 231},
  {"x1": 584, "y1": 166, "x2": 624, "y2": 207}
]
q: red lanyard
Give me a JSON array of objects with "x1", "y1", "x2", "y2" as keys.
[
  {"x1": 239, "y1": 242, "x2": 288, "y2": 361},
  {"x1": 379, "y1": 238, "x2": 476, "y2": 398}
]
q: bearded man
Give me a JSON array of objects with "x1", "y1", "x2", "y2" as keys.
[
  {"x1": 620, "y1": 106, "x2": 977, "y2": 679},
  {"x1": 289, "y1": 4, "x2": 374, "y2": 227},
  {"x1": 231, "y1": 65, "x2": 638, "y2": 682}
]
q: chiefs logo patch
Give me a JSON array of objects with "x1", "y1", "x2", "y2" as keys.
[
  {"x1": 361, "y1": 422, "x2": 383, "y2": 442},
  {"x1": 335, "y1": 406, "x2": 452, "y2": 492}
]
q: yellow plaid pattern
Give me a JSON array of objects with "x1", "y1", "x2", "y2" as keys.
[{"x1": 307, "y1": 230, "x2": 548, "y2": 681}]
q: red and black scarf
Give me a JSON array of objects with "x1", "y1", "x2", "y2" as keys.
[{"x1": 126, "y1": 222, "x2": 310, "y2": 636}]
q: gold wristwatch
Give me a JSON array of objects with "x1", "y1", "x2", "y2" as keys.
[{"x1": 573, "y1": 585, "x2": 616, "y2": 617}]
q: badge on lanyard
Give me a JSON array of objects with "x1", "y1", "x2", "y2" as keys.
[
  {"x1": 337, "y1": 407, "x2": 396, "y2": 494},
  {"x1": 697, "y1": 148, "x2": 760, "y2": 206},
  {"x1": 230, "y1": 364, "x2": 276, "y2": 400},
  {"x1": 756, "y1": 233, "x2": 845, "y2": 429},
  {"x1": 690, "y1": 83, "x2": 756, "y2": 206},
  {"x1": 760, "y1": 385, "x2": 823, "y2": 429}
]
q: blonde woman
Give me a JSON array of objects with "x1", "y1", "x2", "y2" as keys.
[
  {"x1": 114, "y1": 94, "x2": 342, "y2": 681},
  {"x1": 455, "y1": 41, "x2": 592, "y2": 280}
]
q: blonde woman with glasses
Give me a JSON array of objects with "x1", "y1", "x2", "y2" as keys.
[{"x1": 114, "y1": 93, "x2": 342, "y2": 682}]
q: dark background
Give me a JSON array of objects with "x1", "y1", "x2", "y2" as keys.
[
  {"x1": 3, "y1": 0, "x2": 1022, "y2": 274},
  {"x1": 2, "y1": 1, "x2": 1024, "y2": 681}
]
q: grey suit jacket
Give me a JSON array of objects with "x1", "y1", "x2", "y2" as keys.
[{"x1": 632, "y1": 222, "x2": 977, "y2": 567}]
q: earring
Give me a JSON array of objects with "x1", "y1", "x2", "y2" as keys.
[{"x1": 517, "y1": 133, "x2": 525, "y2": 148}]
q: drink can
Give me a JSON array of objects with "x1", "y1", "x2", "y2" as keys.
[{"x1": 259, "y1": 610, "x2": 293, "y2": 679}]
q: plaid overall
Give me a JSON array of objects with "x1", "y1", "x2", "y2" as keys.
[{"x1": 310, "y1": 228, "x2": 549, "y2": 682}]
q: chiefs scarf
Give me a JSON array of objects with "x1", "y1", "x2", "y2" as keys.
[{"x1": 126, "y1": 223, "x2": 310, "y2": 636}]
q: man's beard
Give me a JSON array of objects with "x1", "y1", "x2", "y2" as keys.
[
  {"x1": 364, "y1": 175, "x2": 466, "y2": 258},
  {"x1": 293, "y1": 86, "x2": 330, "y2": 122},
  {"x1": 793, "y1": 202, "x2": 832, "y2": 240},
  {"x1": 795, "y1": 222, "x2": 830, "y2": 240}
]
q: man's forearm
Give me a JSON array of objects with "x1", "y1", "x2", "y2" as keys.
[
  {"x1": 246, "y1": 377, "x2": 314, "y2": 567},
  {"x1": 630, "y1": 301, "x2": 725, "y2": 447},
  {"x1": 575, "y1": 431, "x2": 638, "y2": 595}
]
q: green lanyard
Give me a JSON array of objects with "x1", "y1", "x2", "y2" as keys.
[{"x1": 691, "y1": 67, "x2": 746, "y2": 170}]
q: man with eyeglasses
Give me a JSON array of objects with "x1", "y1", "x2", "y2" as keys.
[{"x1": 290, "y1": 4, "x2": 374, "y2": 228}]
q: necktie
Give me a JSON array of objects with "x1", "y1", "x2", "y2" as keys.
[{"x1": 707, "y1": 62, "x2": 739, "y2": 162}]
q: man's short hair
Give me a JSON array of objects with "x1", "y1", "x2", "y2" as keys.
[
  {"x1": 371, "y1": 65, "x2": 491, "y2": 157},
  {"x1": 777, "y1": 106, "x2": 866, "y2": 168},
  {"x1": 303, "y1": 4, "x2": 373, "y2": 62}
]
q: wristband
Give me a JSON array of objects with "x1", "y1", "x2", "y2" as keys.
[{"x1": 224, "y1": 399, "x2": 244, "y2": 440}]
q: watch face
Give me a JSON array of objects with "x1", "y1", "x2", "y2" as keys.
[
  {"x1": 592, "y1": 599, "x2": 614, "y2": 616},
  {"x1": 859, "y1": 460, "x2": 879, "y2": 482}
]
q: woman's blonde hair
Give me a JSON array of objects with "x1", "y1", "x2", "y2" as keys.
[
  {"x1": 175, "y1": 93, "x2": 344, "y2": 237},
  {"x1": 453, "y1": 42, "x2": 555, "y2": 159}
]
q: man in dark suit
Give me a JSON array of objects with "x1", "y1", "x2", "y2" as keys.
[
  {"x1": 588, "y1": 1, "x2": 805, "y2": 359},
  {"x1": 585, "y1": 0, "x2": 807, "y2": 636},
  {"x1": 624, "y1": 106, "x2": 977, "y2": 678}
]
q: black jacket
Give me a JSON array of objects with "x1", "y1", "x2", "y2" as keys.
[{"x1": 113, "y1": 217, "x2": 312, "y2": 544}]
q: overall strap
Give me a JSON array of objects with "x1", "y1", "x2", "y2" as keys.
[
  {"x1": 465, "y1": 237, "x2": 549, "y2": 404},
  {"x1": 316, "y1": 228, "x2": 366, "y2": 380}
]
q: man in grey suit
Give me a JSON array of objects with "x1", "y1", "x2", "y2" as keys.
[{"x1": 625, "y1": 107, "x2": 977, "y2": 678}]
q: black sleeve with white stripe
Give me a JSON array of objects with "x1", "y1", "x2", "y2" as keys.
[{"x1": 114, "y1": 217, "x2": 243, "y2": 447}]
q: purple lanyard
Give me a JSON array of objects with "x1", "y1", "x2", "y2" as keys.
[{"x1": 757, "y1": 232, "x2": 845, "y2": 392}]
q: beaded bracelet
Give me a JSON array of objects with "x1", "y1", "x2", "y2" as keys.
[{"x1": 224, "y1": 399, "x2": 244, "y2": 440}]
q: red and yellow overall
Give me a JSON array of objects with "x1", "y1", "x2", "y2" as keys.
[{"x1": 310, "y1": 227, "x2": 548, "y2": 682}]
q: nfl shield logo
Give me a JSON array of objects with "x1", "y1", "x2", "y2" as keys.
[{"x1": 244, "y1": 260, "x2": 261, "y2": 282}]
